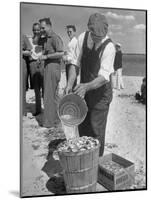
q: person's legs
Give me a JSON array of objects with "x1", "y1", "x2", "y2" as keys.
[
  {"x1": 110, "y1": 72, "x2": 116, "y2": 89},
  {"x1": 119, "y1": 68, "x2": 124, "y2": 89},
  {"x1": 121, "y1": 74, "x2": 124, "y2": 89},
  {"x1": 33, "y1": 72, "x2": 42, "y2": 115},
  {"x1": 117, "y1": 68, "x2": 124, "y2": 90},
  {"x1": 78, "y1": 111, "x2": 94, "y2": 137},
  {"x1": 28, "y1": 59, "x2": 34, "y2": 89},
  {"x1": 90, "y1": 105, "x2": 109, "y2": 156},
  {"x1": 29, "y1": 61, "x2": 36, "y2": 90},
  {"x1": 39, "y1": 61, "x2": 44, "y2": 100},
  {"x1": 79, "y1": 102, "x2": 110, "y2": 156},
  {"x1": 26, "y1": 58, "x2": 32, "y2": 90},
  {"x1": 41, "y1": 74, "x2": 44, "y2": 99},
  {"x1": 65, "y1": 64, "x2": 70, "y2": 83},
  {"x1": 43, "y1": 63, "x2": 61, "y2": 128},
  {"x1": 22, "y1": 58, "x2": 27, "y2": 116},
  {"x1": 30, "y1": 61, "x2": 42, "y2": 115},
  {"x1": 116, "y1": 69, "x2": 121, "y2": 90},
  {"x1": 40, "y1": 68, "x2": 44, "y2": 108}
]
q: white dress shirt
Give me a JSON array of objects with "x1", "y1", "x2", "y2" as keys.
[
  {"x1": 66, "y1": 36, "x2": 77, "y2": 64},
  {"x1": 71, "y1": 32, "x2": 115, "y2": 81}
]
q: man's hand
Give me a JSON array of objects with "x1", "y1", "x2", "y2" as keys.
[
  {"x1": 38, "y1": 55, "x2": 47, "y2": 61},
  {"x1": 64, "y1": 51, "x2": 68, "y2": 56},
  {"x1": 73, "y1": 83, "x2": 89, "y2": 98},
  {"x1": 23, "y1": 50, "x2": 32, "y2": 57},
  {"x1": 62, "y1": 55, "x2": 67, "y2": 62},
  {"x1": 64, "y1": 85, "x2": 73, "y2": 95}
]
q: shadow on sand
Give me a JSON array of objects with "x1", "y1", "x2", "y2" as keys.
[
  {"x1": 35, "y1": 113, "x2": 44, "y2": 127},
  {"x1": 42, "y1": 139, "x2": 66, "y2": 194},
  {"x1": 26, "y1": 102, "x2": 45, "y2": 126},
  {"x1": 26, "y1": 102, "x2": 35, "y2": 114},
  {"x1": 46, "y1": 176, "x2": 66, "y2": 194}
]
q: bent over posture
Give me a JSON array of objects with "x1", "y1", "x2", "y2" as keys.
[{"x1": 65, "y1": 13, "x2": 115, "y2": 156}]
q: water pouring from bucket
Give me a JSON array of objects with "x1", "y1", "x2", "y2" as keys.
[{"x1": 58, "y1": 94, "x2": 88, "y2": 140}]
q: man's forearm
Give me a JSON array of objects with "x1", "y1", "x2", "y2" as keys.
[
  {"x1": 67, "y1": 65, "x2": 77, "y2": 88},
  {"x1": 22, "y1": 50, "x2": 31, "y2": 56},
  {"x1": 47, "y1": 52, "x2": 64, "y2": 59},
  {"x1": 86, "y1": 75, "x2": 108, "y2": 92}
]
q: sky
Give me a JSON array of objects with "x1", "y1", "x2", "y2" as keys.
[{"x1": 21, "y1": 3, "x2": 146, "y2": 54}]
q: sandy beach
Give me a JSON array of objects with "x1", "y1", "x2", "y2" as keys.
[{"x1": 21, "y1": 74, "x2": 146, "y2": 197}]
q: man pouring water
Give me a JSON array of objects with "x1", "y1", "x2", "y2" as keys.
[{"x1": 65, "y1": 13, "x2": 115, "y2": 156}]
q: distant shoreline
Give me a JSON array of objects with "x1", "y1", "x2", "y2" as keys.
[{"x1": 123, "y1": 53, "x2": 146, "y2": 56}]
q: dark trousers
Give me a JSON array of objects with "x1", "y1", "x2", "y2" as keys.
[
  {"x1": 66, "y1": 64, "x2": 77, "y2": 89},
  {"x1": 26, "y1": 57, "x2": 33, "y2": 90},
  {"x1": 79, "y1": 101, "x2": 110, "y2": 156},
  {"x1": 22, "y1": 58, "x2": 27, "y2": 115},
  {"x1": 30, "y1": 61, "x2": 44, "y2": 113},
  {"x1": 43, "y1": 63, "x2": 61, "y2": 128}
]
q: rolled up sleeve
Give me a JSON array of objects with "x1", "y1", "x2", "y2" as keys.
[
  {"x1": 70, "y1": 32, "x2": 85, "y2": 68},
  {"x1": 66, "y1": 38, "x2": 77, "y2": 63},
  {"x1": 52, "y1": 35, "x2": 63, "y2": 52},
  {"x1": 98, "y1": 42, "x2": 116, "y2": 81}
]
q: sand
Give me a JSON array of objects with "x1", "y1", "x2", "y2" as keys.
[{"x1": 21, "y1": 73, "x2": 146, "y2": 197}]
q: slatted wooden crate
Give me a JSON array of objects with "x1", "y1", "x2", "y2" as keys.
[{"x1": 98, "y1": 153, "x2": 135, "y2": 191}]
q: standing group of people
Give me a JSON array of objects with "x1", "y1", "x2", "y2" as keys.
[
  {"x1": 22, "y1": 13, "x2": 124, "y2": 156},
  {"x1": 22, "y1": 18, "x2": 64, "y2": 128},
  {"x1": 22, "y1": 23, "x2": 45, "y2": 117}
]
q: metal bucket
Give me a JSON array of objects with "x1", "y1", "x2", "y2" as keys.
[
  {"x1": 58, "y1": 94, "x2": 88, "y2": 139},
  {"x1": 58, "y1": 94, "x2": 88, "y2": 126}
]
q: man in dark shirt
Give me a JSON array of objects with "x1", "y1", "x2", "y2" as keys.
[{"x1": 39, "y1": 18, "x2": 64, "y2": 128}]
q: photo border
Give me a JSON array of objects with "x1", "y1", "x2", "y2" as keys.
[{"x1": 20, "y1": 2, "x2": 147, "y2": 198}]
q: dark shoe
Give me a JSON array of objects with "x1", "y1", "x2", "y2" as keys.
[
  {"x1": 39, "y1": 122, "x2": 52, "y2": 128},
  {"x1": 135, "y1": 92, "x2": 141, "y2": 101},
  {"x1": 33, "y1": 111, "x2": 41, "y2": 116}
]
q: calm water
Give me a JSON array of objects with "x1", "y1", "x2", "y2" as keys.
[
  {"x1": 61, "y1": 54, "x2": 146, "y2": 77},
  {"x1": 122, "y1": 54, "x2": 146, "y2": 77}
]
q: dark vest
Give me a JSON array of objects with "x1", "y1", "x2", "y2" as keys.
[
  {"x1": 114, "y1": 50, "x2": 122, "y2": 71},
  {"x1": 81, "y1": 31, "x2": 113, "y2": 109}
]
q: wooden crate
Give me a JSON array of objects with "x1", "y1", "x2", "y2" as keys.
[{"x1": 98, "y1": 153, "x2": 135, "y2": 191}]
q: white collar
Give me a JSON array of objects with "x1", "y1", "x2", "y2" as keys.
[
  {"x1": 70, "y1": 36, "x2": 76, "y2": 41},
  {"x1": 101, "y1": 35, "x2": 109, "y2": 43}
]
